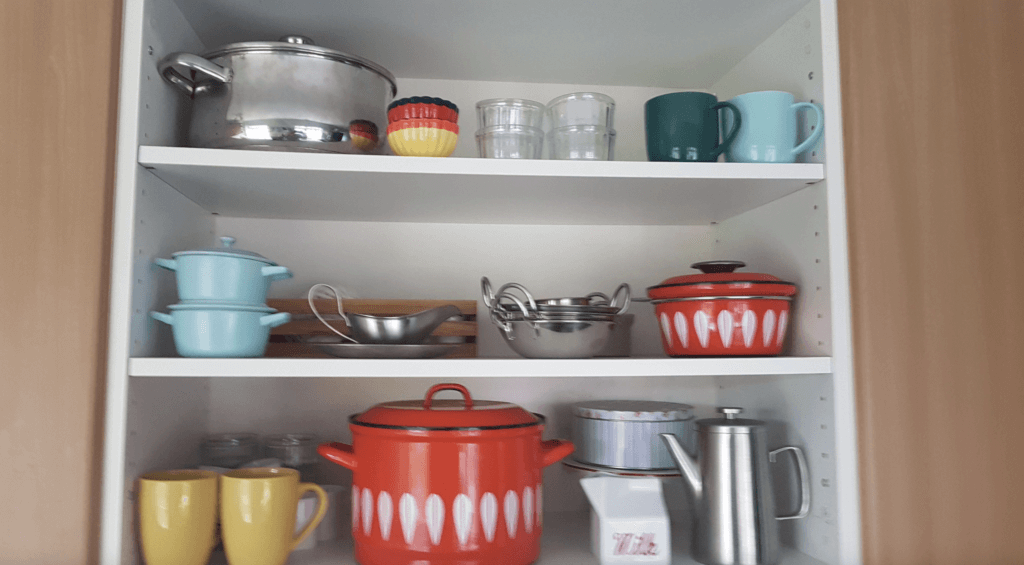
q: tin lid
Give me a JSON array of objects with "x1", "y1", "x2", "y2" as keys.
[
  {"x1": 698, "y1": 407, "x2": 765, "y2": 434},
  {"x1": 572, "y1": 400, "x2": 694, "y2": 422},
  {"x1": 647, "y1": 261, "x2": 796, "y2": 300},
  {"x1": 204, "y1": 35, "x2": 397, "y2": 96},
  {"x1": 171, "y1": 236, "x2": 276, "y2": 264},
  {"x1": 351, "y1": 383, "x2": 541, "y2": 431}
]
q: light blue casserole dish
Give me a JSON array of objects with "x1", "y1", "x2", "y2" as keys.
[
  {"x1": 154, "y1": 236, "x2": 292, "y2": 304},
  {"x1": 150, "y1": 302, "x2": 291, "y2": 357}
]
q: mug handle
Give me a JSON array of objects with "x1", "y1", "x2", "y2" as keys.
[
  {"x1": 710, "y1": 101, "x2": 742, "y2": 158},
  {"x1": 291, "y1": 483, "x2": 328, "y2": 551},
  {"x1": 791, "y1": 102, "x2": 824, "y2": 156}
]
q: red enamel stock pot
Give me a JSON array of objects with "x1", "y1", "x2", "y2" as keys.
[{"x1": 318, "y1": 383, "x2": 575, "y2": 565}]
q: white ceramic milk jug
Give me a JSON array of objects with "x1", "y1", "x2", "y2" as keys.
[{"x1": 580, "y1": 476, "x2": 671, "y2": 565}]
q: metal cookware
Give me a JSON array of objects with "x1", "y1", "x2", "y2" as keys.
[
  {"x1": 318, "y1": 383, "x2": 574, "y2": 565},
  {"x1": 154, "y1": 236, "x2": 292, "y2": 304},
  {"x1": 482, "y1": 277, "x2": 631, "y2": 358},
  {"x1": 661, "y1": 408, "x2": 810, "y2": 565},
  {"x1": 647, "y1": 261, "x2": 797, "y2": 356},
  {"x1": 158, "y1": 35, "x2": 397, "y2": 153},
  {"x1": 149, "y1": 303, "x2": 291, "y2": 357},
  {"x1": 308, "y1": 284, "x2": 462, "y2": 344},
  {"x1": 572, "y1": 400, "x2": 694, "y2": 470}
]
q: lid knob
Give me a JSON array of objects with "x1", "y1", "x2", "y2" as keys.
[
  {"x1": 219, "y1": 236, "x2": 236, "y2": 249},
  {"x1": 281, "y1": 35, "x2": 315, "y2": 45},
  {"x1": 718, "y1": 407, "x2": 744, "y2": 419},
  {"x1": 691, "y1": 260, "x2": 746, "y2": 274},
  {"x1": 423, "y1": 383, "x2": 474, "y2": 410}
]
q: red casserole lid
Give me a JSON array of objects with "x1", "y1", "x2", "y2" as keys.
[
  {"x1": 351, "y1": 383, "x2": 541, "y2": 430},
  {"x1": 647, "y1": 260, "x2": 797, "y2": 300}
]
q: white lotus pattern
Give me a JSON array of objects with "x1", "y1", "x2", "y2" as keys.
[
  {"x1": 425, "y1": 494, "x2": 445, "y2": 546},
  {"x1": 694, "y1": 311, "x2": 711, "y2": 347},
  {"x1": 654, "y1": 308, "x2": 790, "y2": 351},
  {"x1": 718, "y1": 310, "x2": 734, "y2": 348},
  {"x1": 399, "y1": 493, "x2": 417, "y2": 545},
  {"x1": 673, "y1": 311, "x2": 688, "y2": 348},
  {"x1": 352, "y1": 486, "x2": 360, "y2": 532},
  {"x1": 763, "y1": 310, "x2": 777, "y2": 347},
  {"x1": 742, "y1": 310, "x2": 757, "y2": 348},
  {"x1": 777, "y1": 311, "x2": 788, "y2": 347},
  {"x1": 480, "y1": 492, "x2": 498, "y2": 542},
  {"x1": 523, "y1": 487, "x2": 534, "y2": 533},
  {"x1": 361, "y1": 488, "x2": 374, "y2": 536},
  {"x1": 378, "y1": 491, "x2": 393, "y2": 541},
  {"x1": 504, "y1": 490, "x2": 519, "y2": 539},
  {"x1": 351, "y1": 487, "x2": 542, "y2": 545},
  {"x1": 453, "y1": 494, "x2": 473, "y2": 545}
]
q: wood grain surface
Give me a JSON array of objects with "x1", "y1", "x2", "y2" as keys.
[
  {"x1": 0, "y1": 1, "x2": 121, "y2": 563},
  {"x1": 839, "y1": 1, "x2": 1024, "y2": 563}
]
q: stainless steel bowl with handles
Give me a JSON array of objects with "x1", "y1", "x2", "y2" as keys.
[
  {"x1": 482, "y1": 277, "x2": 631, "y2": 358},
  {"x1": 158, "y1": 35, "x2": 397, "y2": 154}
]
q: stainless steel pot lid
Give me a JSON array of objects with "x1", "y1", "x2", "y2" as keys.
[
  {"x1": 202, "y1": 35, "x2": 397, "y2": 97},
  {"x1": 171, "y1": 236, "x2": 276, "y2": 264},
  {"x1": 573, "y1": 400, "x2": 694, "y2": 421}
]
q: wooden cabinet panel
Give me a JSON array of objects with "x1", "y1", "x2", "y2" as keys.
[
  {"x1": 838, "y1": 1, "x2": 1024, "y2": 563},
  {"x1": 0, "y1": 1, "x2": 121, "y2": 563}
]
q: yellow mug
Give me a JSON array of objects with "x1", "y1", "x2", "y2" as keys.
[
  {"x1": 137, "y1": 469, "x2": 219, "y2": 565},
  {"x1": 220, "y1": 467, "x2": 328, "y2": 565}
]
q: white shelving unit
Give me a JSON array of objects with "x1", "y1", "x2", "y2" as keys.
[
  {"x1": 129, "y1": 357, "x2": 833, "y2": 378},
  {"x1": 208, "y1": 511, "x2": 829, "y2": 565},
  {"x1": 101, "y1": 0, "x2": 860, "y2": 564},
  {"x1": 139, "y1": 146, "x2": 824, "y2": 224}
]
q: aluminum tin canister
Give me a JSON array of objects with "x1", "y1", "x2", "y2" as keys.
[{"x1": 572, "y1": 400, "x2": 695, "y2": 470}]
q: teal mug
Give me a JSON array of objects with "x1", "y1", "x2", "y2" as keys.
[
  {"x1": 723, "y1": 91, "x2": 823, "y2": 163},
  {"x1": 645, "y1": 92, "x2": 741, "y2": 162}
]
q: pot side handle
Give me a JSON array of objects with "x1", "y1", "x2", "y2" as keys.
[
  {"x1": 149, "y1": 312, "x2": 174, "y2": 325},
  {"x1": 261, "y1": 265, "x2": 293, "y2": 281},
  {"x1": 318, "y1": 442, "x2": 357, "y2": 470},
  {"x1": 157, "y1": 52, "x2": 231, "y2": 96},
  {"x1": 153, "y1": 258, "x2": 177, "y2": 271},
  {"x1": 540, "y1": 439, "x2": 575, "y2": 468}
]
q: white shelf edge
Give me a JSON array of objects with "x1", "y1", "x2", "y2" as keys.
[
  {"x1": 209, "y1": 510, "x2": 828, "y2": 565},
  {"x1": 138, "y1": 146, "x2": 825, "y2": 181},
  {"x1": 128, "y1": 356, "x2": 832, "y2": 378}
]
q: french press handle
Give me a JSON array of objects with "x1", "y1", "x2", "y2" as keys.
[{"x1": 769, "y1": 445, "x2": 811, "y2": 520}]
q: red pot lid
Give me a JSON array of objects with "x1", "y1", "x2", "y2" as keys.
[
  {"x1": 647, "y1": 261, "x2": 797, "y2": 300},
  {"x1": 351, "y1": 383, "x2": 542, "y2": 431}
]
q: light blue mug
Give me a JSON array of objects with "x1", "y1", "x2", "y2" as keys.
[{"x1": 723, "y1": 91, "x2": 823, "y2": 163}]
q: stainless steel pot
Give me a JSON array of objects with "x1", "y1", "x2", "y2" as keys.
[
  {"x1": 572, "y1": 400, "x2": 694, "y2": 470},
  {"x1": 158, "y1": 35, "x2": 397, "y2": 153}
]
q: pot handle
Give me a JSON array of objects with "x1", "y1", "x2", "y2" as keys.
[
  {"x1": 149, "y1": 311, "x2": 173, "y2": 325},
  {"x1": 423, "y1": 383, "x2": 473, "y2": 409},
  {"x1": 153, "y1": 258, "x2": 177, "y2": 271},
  {"x1": 609, "y1": 283, "x2": 631, "y2": 314},
  {"x1": 157, "y1": 52, "x2": 231, "y2": 96},
  {"x1": 261, "y1": 265, "x2": 293, "y2": 281},
  {"x1": 260, "y1": 312, "x2": 292, "y2": 327},
  {"x1": 540, "y1": 439, "x2": 575, "y2": 468},
  {"x1": 770, "y1": 446, "x2": 811, "y2": 520},
  {"x1": 318, "y1": 442, "x2": 358, "y2": 470}
]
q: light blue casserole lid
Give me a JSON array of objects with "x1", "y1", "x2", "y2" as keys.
[{"x1": 171, "y1": 236, "x2": 276, "y2": 264}]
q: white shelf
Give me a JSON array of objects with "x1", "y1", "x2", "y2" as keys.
[
  {"x1": 209, "y1": 511, "x2": 827, "y2": 565},
  {"x1": 138, "y1": 146, "x2": 825, "y2": 226},
  {"x1": 127, "y1": 356, "x2": 832, "y2": 378}
]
